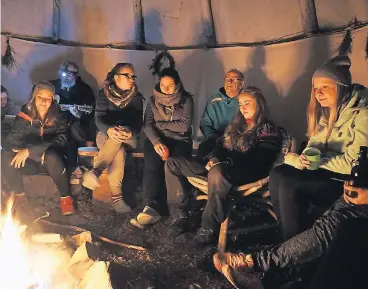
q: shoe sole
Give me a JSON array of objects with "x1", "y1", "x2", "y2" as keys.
[
  {"x1": 137, "y1": 213, "x2": 161, "y2": 226},
  {"x1": 62, "y1": 211, "x2": 75, "y2": 216},
  {"x1": 222, "y1": 265, "x2": 240, "y2": 289},
  {"x1": 130, "y1": 218, "x2": 145, "y2": 229}
]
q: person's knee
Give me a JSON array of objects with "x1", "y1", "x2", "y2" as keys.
[
  {"x1": 2, "y1": 150, "x2": 15, "y2": 166},
  {"x1": 165, "y1": 157, "x2": 183, "y2": 176},
  {"x1": 208, "y1": 165, "x2": 228, "y2": 188},
  {"x1": 270, "y1": 164, "x2": 299, "y2": 184},
  {"x1": 44, "y1": 149, "x2": 64, "y2": 166}
]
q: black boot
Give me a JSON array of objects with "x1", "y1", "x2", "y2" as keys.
[
  {"x1": 169, "y1": 209, "x2": 190, "y2": 236},
  {"x1": 193, "y1": 227, "x2": 218, "y2": 245}
]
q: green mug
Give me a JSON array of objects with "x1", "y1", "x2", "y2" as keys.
[{"x1": 303, "y1": 147, "x2": 321, "y2": 170}]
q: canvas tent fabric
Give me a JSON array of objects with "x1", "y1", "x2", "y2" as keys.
[
  {"x1": 1, "y1": 0, "x2": 368, "y2": 145},
  {"x1": 2, "y1": 27, "x2": 367, "y2": 145}
]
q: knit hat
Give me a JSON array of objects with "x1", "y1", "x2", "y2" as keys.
[
  {"x1": 312, "y1": 55, "x2": 352, "y2": 87},
  {"x1": 30, "y1": 81, "x2": 55, "y2": 102}
]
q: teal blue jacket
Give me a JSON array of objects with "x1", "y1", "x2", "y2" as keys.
[{"x1": 200, "y1": 88, "x2": 238, "y2": 139}]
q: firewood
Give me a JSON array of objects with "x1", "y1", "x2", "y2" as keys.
[{"x1": 38, "y1": 220, "x2": 147, "y2": 251}]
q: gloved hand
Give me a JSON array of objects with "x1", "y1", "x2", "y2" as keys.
[{"x1": 69, "y1": 106, "x2": 82, "y2": 118}]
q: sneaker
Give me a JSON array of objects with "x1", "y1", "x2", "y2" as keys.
[
  {"x1": 193, "y1": 227, "x2": 217, "y2": 245},
  {"x1": 60, "y1": 196, "x2": 75, "y2": 216},
  {"x1": 221, "y1": 265, "x2": 265, "y2": 289},
  {"x1": 82, "y1": 169, "x2": 101, "y2": 190},
  {"x1": 213, "y1": 252, "x2": 253, "y2": 273},
  {"x1": 111, "y1": 195, "x2": 131, "y2": 214},
  {"x1": 130, "y1": 206, "x2": 161, "y2": 228}
]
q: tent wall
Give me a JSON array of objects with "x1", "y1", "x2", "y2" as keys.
[
  {"x1": 2, "y1": 0, "x2": 367, "y2": 46},
  {"x1": 315, "y1": 0, "x2": 368, "y2": 29},
  {"x1": 2, "y1": 27, "x2": 367, "y2": 146}
]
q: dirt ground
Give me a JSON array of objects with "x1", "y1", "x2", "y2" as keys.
[{"x1": 5, "y1": 162, "x2": 283, "y2": 289}]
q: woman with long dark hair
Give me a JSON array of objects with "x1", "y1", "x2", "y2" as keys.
[
  {"x1": 82, "y1": 63, "x2": 143, "y2": 214},
  {"x1": 130, "y1": 67, "x2": 194, "y2": 228},
  {"x1": 268, "y1": 55, "x2": 368, "y2": 241},
  {"x1": 2, "y1": 81, "x2": 74, "y2": 215},
  {"x1": 165, "y1": 87, "x2": 283, "y2": 243}
]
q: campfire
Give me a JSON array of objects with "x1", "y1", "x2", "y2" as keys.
[{"x1": 0, "y1": 198, "x2": 105, "y2": 289}]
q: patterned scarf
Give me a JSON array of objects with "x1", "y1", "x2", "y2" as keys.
[
  {"x1": 152, "y1": 85, "x2": 182, "y2": 121},
  {"x1": 103, "y1": 81, "x2": 137, "y2": 108}
]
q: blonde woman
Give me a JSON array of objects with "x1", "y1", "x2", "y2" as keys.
[{"x1": 269, "y1": 55, "x2": 368, "y2": 240}]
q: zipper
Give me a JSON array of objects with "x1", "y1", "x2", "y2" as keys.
[{"x1": 40, "y1": 121, "x2": 44, "y2": 137}]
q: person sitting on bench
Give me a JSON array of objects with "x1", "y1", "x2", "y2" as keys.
[
  {"x1": 165, "y1": 87, "x2": 283, "y2": 244},
  {"x1": 268, "y1": 55, "x2": 368, "y2": 241},
  {"x1": 130, "y1": 67, "x2": 194, "y2": 228},
  {"x1": 198, "y1": 69, "x2": 244, "y2": 158},
  {"x1": 2, "y1": 81, "x2": 74, "y2": 215},
  {"x1": 50, "y1": 61, "x2": 96, "y2": 170},
  {"x1": 82, "y1": 63, "x2": 143, "y2": 214}
]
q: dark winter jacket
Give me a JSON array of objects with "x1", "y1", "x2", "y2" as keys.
[
  {"x1": 95, "y1": 88, "x2": 144, "y2": 136},
  {"x1": 50, "y1": 77, "x2": 95, "y2": 141},
  {"x1": 144, "y1": 91, "x2": 194, "y2": 146},
  {"x1": 210, "y1": 122, "x2": 283, "y2": 184},
  {"x1": 5, "y1": 104, "x2": 69, "y2": 161}
]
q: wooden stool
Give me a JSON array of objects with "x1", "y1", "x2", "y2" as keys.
[{"x1": 78, "y1": 147, "x2": 112, "y2": 204}]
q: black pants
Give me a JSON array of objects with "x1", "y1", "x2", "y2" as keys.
[
  {"x1": 269, "y1": 164, "x2": 345, "y2": 240},
  {"x1": 253, "y1": 196, "x2": 368, "y2": 273},
  {"x1": 68, "y1": 121, "x2": 91, "y2": 168},
  {"x1": 143, "y1": 138, "x2": 192, "y2": 215},
  {"x1": 308, "y1": 218, "x2": 368, "y2": 289},
  {"x1": 196, "y1": 137, "x2": 217, "y2": 158},
  {"x1": 165, "y1": 157, "x2": 232, "y2": 229},
  {"x1": 2, "y1": 149, "x2": 70, "y2": 197}
]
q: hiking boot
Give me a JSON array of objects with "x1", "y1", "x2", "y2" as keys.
[
  {"x1": 82, "y1": 169, "x2": 101, "y2": 190},
  {"x1": 130, "y1": 206, "x2": 161, "y2": 229},
  {"x1": 111, "y1": 195, "x2": 131, "y2": 214},
  {"x1": 60, "y1": 196, "x2": 75, "y2": 216},
  {"x1": 213, "y1": 252, "x2": 253, "y2": 273},
  {"x1": 193, "y1": 227, "x2": 217, "y2": 245},
  {"x1": 221, "y1": 265, "x2": 265, "y2": 289}
]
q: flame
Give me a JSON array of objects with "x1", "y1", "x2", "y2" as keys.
[
  {"x1": 0, "y1": 199, "x2": 75, "y2": 289},
  {"x1": 0, "y1": 198, "x2": 34, "y2": 289}
]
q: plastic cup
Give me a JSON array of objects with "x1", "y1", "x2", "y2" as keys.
[{"x1": 303, "y1": 147, "x2": 321, "y2": 170}]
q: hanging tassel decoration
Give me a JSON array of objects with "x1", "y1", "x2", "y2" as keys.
[
  {"x1": 2, "y1": 35, "x2": 16, "y2": 70},
  {"x1": 149, "y1": 50, "x2": 176, "y2": 76},
  {"x1": 334, "y1": 29, "x2": 353, "y2": 56}
]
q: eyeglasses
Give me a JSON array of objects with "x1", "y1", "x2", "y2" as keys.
[
  {"x1": 116, "y1": 73, "x2": 137, "y2": 80},
  {"x1": 225, "y1": 77, "x2": 243, "y2": 83}
]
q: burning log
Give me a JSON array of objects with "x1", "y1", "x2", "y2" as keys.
[{"x1": 39, "y1": 219, "x2": 147, "y2": 251}]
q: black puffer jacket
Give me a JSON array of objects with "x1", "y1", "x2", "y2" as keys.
[{"x1": 5, "y1": 104, "x2": 69, "y2": 161}]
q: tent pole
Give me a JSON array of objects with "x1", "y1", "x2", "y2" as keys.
[
  {"x1": 298, "y1": 0, "x2": 319, "y2": 33},
  {"x1": 202, "y1": 0, "x2": 217, "y2": 47},
  {"x1": 52, "y1": 0, "x2": 60, "y2": 42},
  {"x1": 133, "y1": 0, "x2": 145, "y2": 49}
]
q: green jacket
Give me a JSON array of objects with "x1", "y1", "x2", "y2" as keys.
[{"x1": 285, "y1": 84, "x2": 368, "y2": 175}]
